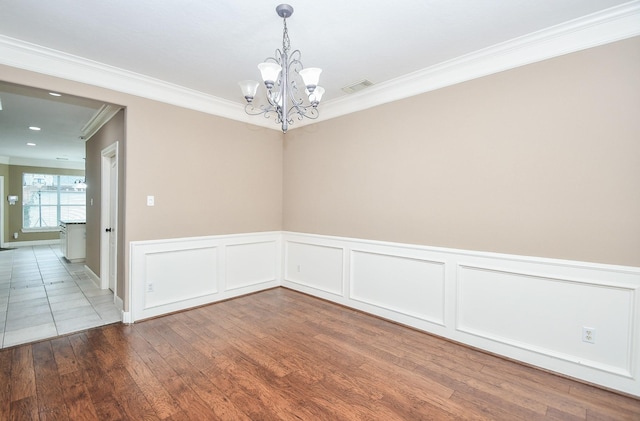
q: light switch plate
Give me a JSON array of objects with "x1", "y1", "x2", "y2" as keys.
[{"x1": 147, "y1": 195, "x2": 155, "y2": 206}]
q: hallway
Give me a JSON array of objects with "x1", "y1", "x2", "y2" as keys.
[{"x1": 0, "y1": 245, "x2": 122, "y2": 348}]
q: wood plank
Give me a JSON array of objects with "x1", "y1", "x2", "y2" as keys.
[
  {"x1": 59, "y1": 370, "x2": 100, "y2": 421},
  {"x1": 0, "y1": 349, "x2": 12, "y2": 420},
  {"x1": 32, "y1": 341, "x2": 69, "y2": 420},
  {"x1": 10, "y1": 345, "x2": 36, "y2": 403},
  {"x1": 569, "y1": 382, "x2": 640, "y2": 420},
  {"x1": 544, "y1": 406, "x2": 586, "y2": 421},
  {"x1": 449, "y1": 390, "x2": 536, "y2": 421},
  {"x1": 10, "y1": 396, "x2": 38, "y2": 421},
  {"x1": 50, "y1": 336, "x2": 79, "y2": 376}
]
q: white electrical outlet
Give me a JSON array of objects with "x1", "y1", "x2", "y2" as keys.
[
  {"x1": 147, "y1": 195, "x2": 155, "y2": 206},
  {"x1": 147, "y1": 282, "x2": 154, "y2": 293},
  {"x1": 582, "y1": 327, "x2": 596, "y2": 344},
  {"x1": 297, "y1": 264, "x2": 301, "y2": 273}
]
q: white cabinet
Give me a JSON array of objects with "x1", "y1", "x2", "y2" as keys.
[{"x1": 59, "y1": 221, "x2": 86, "y2": 262}]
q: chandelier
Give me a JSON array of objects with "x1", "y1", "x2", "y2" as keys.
[{"x1": 238, "y1": 4, "x2": 324, "y2": 133}]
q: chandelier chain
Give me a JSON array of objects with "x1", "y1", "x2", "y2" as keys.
[{"x1": 282, "y1": 18, "x2": 290, "y2": 54}]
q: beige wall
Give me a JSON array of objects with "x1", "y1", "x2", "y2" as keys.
[
  {"x1": 284, "y1": 37, "x2": 640, "y2": 267},
  {"x1": 0, "y1": 163, "x2": 8, "y2": 245},
  {"x1": 6, "y1": 165, "x2": 84, "y2": 244},
  {"x1": 124, "y1": 99, "x2": 283, "y2": 240},
  {"x1": 1, "y1": 65, "x2": 284, "y2": 308}
]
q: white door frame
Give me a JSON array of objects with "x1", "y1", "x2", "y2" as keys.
[
  {"x1": 100, "y1": 142, "x2": 119, "y2": 295},
  {"x1": 0, "y1": 175, "x2": 4, "y2": 248}
]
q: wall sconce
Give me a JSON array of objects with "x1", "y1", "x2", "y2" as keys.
[{"x1": 7, "y1": 195, "x2": 18, "y2": 205}]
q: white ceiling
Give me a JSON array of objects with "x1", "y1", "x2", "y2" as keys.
[
  {"x1": 0, "y1": 0, "x2": 638, "y2": 166},
  {"x1": 0, "y1": 81, "x2": 105, "y2": 167}
]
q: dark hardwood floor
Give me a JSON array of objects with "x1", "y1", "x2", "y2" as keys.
[{"x1": 1, "y1": 287, "x2": 639, "y2": 420}]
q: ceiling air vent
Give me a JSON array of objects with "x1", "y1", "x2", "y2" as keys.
[{"x1": 341, "y1": 79, "x2": 374, "y2": 94}]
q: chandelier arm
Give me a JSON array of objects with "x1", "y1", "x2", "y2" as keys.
[
  {"x1": 287, "y1": 87, "x2": 305, "y2": 109},
  {"x1": 287, "y1": 52, "x2": 303, "y2": 85},
  {"x1": 288, "y1": 50, "x2": 302, "y2": 65},
  {"x1": 244, "y1": 103, "x2": 287, "y2": 127},
  {"x1": 286, "y1": 52, "x2": 304, "y2": 103},
  {"x1": 289, "y1": 104, "x2": 319, "y2": 120},
  {"x1": 289, "y1": 77, "x2": 308, "y2": 104},
  {"x1": 264, "y1": 49, "x2": 283, "y2": 65},
  {"x1": 243, "y1": 103, "x2": 278, "y2": 118}
]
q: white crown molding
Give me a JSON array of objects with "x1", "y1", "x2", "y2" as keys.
[
  {"x1": 0, "y1": 2, "x2": 639, "y2": 132},
  {"x1": 81, "y1": 104, "x2": 123, "y2": 141},
  {"x1": 317, "y1": 1, "x2": 640, "y2": 125},
  {"x1": 0, "y1": 34, "x2": 258, "y2": 125}
]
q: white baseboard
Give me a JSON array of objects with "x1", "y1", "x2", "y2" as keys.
[
  {"x1": 6, "y1": 239, "x2": 60, "y2": 248},
  {"x1": 114, "y1": 294, "x2": 124, "y2": 310},
  {"x1": 115, "y1": 296, "x2": 131, "y2": 324},
  {"x1": 84, "y1": 265, "x2": 101, "y2": 289}
]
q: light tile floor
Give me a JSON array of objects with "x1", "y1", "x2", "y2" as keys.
[{"x1": 0, "y1": 245, "x2": 122, "y2": 348}]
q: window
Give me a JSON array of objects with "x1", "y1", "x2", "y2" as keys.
[{"x1": 22, "y1": 173, "x2": 86, "y2": 229}]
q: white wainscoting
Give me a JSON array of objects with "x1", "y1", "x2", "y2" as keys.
[
  {"x1": 281, "y1": 231, "x2": 640, "y2": 397},
  {"x1": 130, "y1": 232, "x2": 281, "y2": 321}
]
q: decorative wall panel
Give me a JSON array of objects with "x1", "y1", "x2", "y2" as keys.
[
  {"x1": 351, "y1": 250, "x2": 445, "y2": 324},
  {"x1": 226, "y1": 241, "x2": 278, "y2": 290}
]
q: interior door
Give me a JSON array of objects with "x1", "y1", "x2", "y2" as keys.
[
  {"x1": 101, "y1": 142, "x2": 118, "y2": 294},
  {"x1": 108, "y1": 157, "x2": 117, "y2": 292}
]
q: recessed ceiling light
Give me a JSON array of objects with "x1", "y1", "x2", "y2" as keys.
[
  {"x1": 29, "y1": 126, "x2": 41, "y2": 131},
  {"x1": 49, "y1": 92, "x2": 62, "y2": 97},
  {"x1": 26, "y1": 142, "x2": 36, "y2": 146}
]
